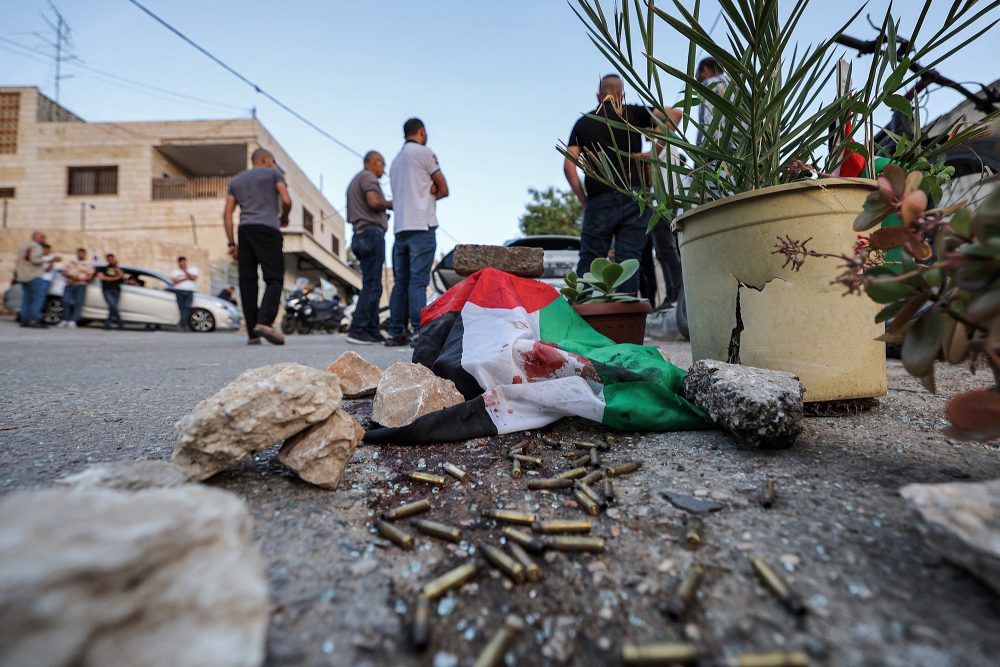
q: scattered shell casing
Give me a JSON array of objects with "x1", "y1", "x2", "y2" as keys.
[
  {"x1": 574, "y1": 488, "x2": 600, "y2": 516},
  {"x1": 606, "y1": 461, "x2": 641, "y2": 477},
  {"x1": 421, "y1": 562, "x2": 479, "y2": 599},
  {"x1": 412, "y1": 519, "x2": 463, "y2": 543},
  {"x1": 557, "y1": 466, "x2": 589, "y2": 480},
  {"x1": 622, "y1": 642, "x2": 700, "y2": 665},
  {"x1": 512, "y1": 459, "x2": 522, "y2": 479},
  {"x1": 685, "y1": 517, "x2": 704, "y2": 549},
  {"x1": 541, "y1": 435, "x2": 561, "y2": 447},
  {"x1": 502, "y1": 527, "x2": 547, "y2": 555},
  {"x1": 666, "y1": 564, "x2": 705, "y2": 620},
  {"x1": 579, "y1": 469, "x2": 603, "y2": 486},
  {"x1": 472, "y1": 625, "x2": 517, "y2": 667},
  {"x1": 375, "y1": 520, "x2": 415, "y2": 550},
  {"x1": 571, "y1": 453, "x2": 591, "y2": 467},
  {"x1": 406, "y1": 471, "x2": 447, "y2": 486},
  {"x1": 508, "y1": 441, "x2": 527, "y2": 455},
  {"x1": 605, "y1": 435, "x2": 616, "y2": 445},
  {"x1": 589, "y1": 447, "x2": 601, "y2": 467},
  {"x1": 574, "y1": 440, "x2": 607, "y2": 451},
  {"x1": 481, "y1": 509, "x2": 537, "y2": 525},
  {"x1": 533, "y1": 519, "x2": 592, "y2": 534},
  {"x1": 714, "y1": 651, "x2": 810, "y2": 667},
  {"x1": 508, "y1": 542, "x2": 542, "y2": 582},
  {"x1": 443, "y1": 463, "x2": 469, "y2": 482},
  {"x1": 383, "y1": 499, "x2": 431, "y2": 521},
  {"x1": 760, "y1": 478, "x2": 776, "y2": 508},
  {"x1": 603, "y1": 477, "x2": 615, "y2": 503},
  {"x1": 527, "y1": 478, "x2": 574, "y2": 490},
  {"x1": 752, "y1": 557, "x2": 806, "y2": 615},
  {"x1": 545, "y1": 535, "x2": 605, "y2": 552},
  {"x1": 577, "y1": 482, "x2": 606, "y2": 507},
  {"x1": 512, "y1": 454, "x2": 543, "y2": 467},
  {"x1": 480, "y1": 543, "x2": 526, "y2": 584},
  {"x1": 412, "y1": 594, "x2": 430, "y2": 650}
]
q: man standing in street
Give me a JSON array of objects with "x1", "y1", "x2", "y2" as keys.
[
  {"x1": 15, "y1": 230, "x2": 48, "y2": 328},
  {"x1": 386, "y1": 118, "x2": 449, "y2": 347},
  {"x1": 97, "y1": 253, "x2": 124, "y2": 329},
  {"x1": 564, "y1": 74, "x2": 657, "y2": 293},
  {"x1": 170, "y1": 256, "x2": 199, "y2": 332},
  {"x1": 223, "y1": 147, "x2": 292, "y2": 346},
  {"x1": 345, "y1": 151, "x2": 392, "y2": 345},
  {"x1": 58, "y1": 247, "x2": 94, "y2": 329}
]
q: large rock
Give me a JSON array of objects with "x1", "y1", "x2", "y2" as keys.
[
  {"x1": 371, "y1": 362, "x2": 464, "y2": 428},
  {"x1": 901, "y1": 479, "x2": 1000, "y2": 595},
  {"x1": 173, "y1": 363, "x2": 342, "y2": 481},
  {"x1": 0, "y1": 485, "x2": 268, "y2": 667},
  {"x1": 454, "y1": 244, "x2": 544, "y2": 278},
  {"x1": 327, "y1": 351, "x2": 382, "y2": 398},
  {"x1": 277, "y1": 409, "x2": 364, "y2": 489},
  {"x1": 56, "y1": 460, "x2": 191, "y2": 490},
  {"x1": 681, "y1": 359, "x2": 804, "y2": 449}
]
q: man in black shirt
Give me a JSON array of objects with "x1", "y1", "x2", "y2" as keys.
[
  {"x1": 564, "y1": 74, "x2": 656, "y2": 293},
  {"x1": 97, "y1": 253, "x2": 124, "y2": 329}
]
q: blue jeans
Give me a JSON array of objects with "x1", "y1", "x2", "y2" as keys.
[
  {"x1": 348, "y1": 227, "x2": 385, "y2": 337},
  {"x1": 577, "y1": 191, "x2": 648, "y2": 293},
  {"x1": 62, "y1": 283, "x2": 87, "y2": 322},
  {"x1": 175, "y1": 290, "x2": 194, "y2": 330},
  {"x1": 19, "y1": 277, "x2": 47, "y2": 324},
  {"x1": 102, "y1": 288, "x2": 121, "y2": 325},
  {"x1": 388, "y1": 228, "x2": 436, "y2": 337}
]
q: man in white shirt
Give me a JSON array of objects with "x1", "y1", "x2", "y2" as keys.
[
  {"x1": 385, "y1": 117, "x2": 449, "y2": 347},
  {"x1": 170, "y1": 256, "x2": 199, "y2": 332}
]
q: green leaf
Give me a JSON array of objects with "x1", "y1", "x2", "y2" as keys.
[
  {"x1": 865, "y1": 277, "x2": 912, "y2": 304},
  {"x1": 875, "y1": 301, "x2": 905, "y2": 324},
  {"x1": 601, "y1": 262, "x2": 624, "y2": 289},
  {"x1": 612, "y1": 258, "x2": 640, "y2": 289},
  {"x1": 901, "y1": 311, "x2": 943, "y2": 378},
  {"x1": 950, "y1": 207, "x2": 973, "y2": 237},
  {"x1": 884, "y1": 93, "x2": 913, "y2": 116}
]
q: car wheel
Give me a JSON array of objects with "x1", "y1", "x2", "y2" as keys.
[
  {"x1": 189, "y1": 308, "x2": 215, "y2": 332},
  {"x1": 281, "y1": 316, "x2": 298, "y2": 335},
  {"x1": 42, "y1": 297, "x2": 63, "y2": 325},
  {"x1": 675, "y1": 288, "x2": 689, "y2": 341}
]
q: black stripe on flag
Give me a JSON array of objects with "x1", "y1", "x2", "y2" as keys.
[
  {"x1": 412, "y1": 310, "x2": 482, "y2": 399},
  {"x1": 363, "y1": 395, "x2": 498, "y2": 444}
]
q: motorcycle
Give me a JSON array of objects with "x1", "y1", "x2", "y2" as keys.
[{"x1": 281, "y1": 289, "x2": 345, "y2": 335}]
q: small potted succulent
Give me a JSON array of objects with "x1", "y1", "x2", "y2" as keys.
[{"x1": 562, "y1": 257, "x2": 652, "y2": 344}]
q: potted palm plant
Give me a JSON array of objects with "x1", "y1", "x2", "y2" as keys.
[
  {"x1": 562, "y1": 257, "x2": 652, "y2": 344},
  {"x1": 567, "y1": 0, "x2": 998, "y2": 401}
]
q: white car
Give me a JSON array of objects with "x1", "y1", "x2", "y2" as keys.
[{"x1": 4, "y1": 264, "x2": 241, "y2": 332}]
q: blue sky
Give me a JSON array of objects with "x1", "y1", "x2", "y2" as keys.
[{"x1": 2, "y1": 1, "x2": 998, "y2": 256}]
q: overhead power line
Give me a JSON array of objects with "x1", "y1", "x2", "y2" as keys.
[{"x1": 126, "y1": 0, "x2": 363, "y2": 159}]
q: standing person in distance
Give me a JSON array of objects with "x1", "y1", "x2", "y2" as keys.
[
  {"x1": 15, "y1": 230, "x2": 48, "y2": 328},
  {"x1": 696, "y1": 57, "x2": 728, "y2": 146},
  {"x1": 97, "y1": 253, "x2": 124, "y2": 329},
  {"x1": 385, "y1": 118, "x2": 449, "y2": 348},
  {"x1": 170, "y1": 256, "x2": 199, "y2": 332},
  {"x1": 58, "y1": 247, "x2": 95, "y2": 328},
  {"x1": 345, "y1": 150, "x2": 392, "y2": 345},
  {"x1": 223, "y1": 147, "x2": 292, "y2": 345}
]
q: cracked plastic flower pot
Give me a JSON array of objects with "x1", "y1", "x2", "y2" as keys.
[{"x1": 673, "y1": 179, "x2": 886, "y2": 402}]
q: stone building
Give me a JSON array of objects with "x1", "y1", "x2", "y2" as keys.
[{"x1": 0, "y1": 86, "x2": 360, "y2": 297}]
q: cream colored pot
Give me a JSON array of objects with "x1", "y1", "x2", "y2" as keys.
[{"x1": 673, "y1": 179, "x2": 887, "y2": 402}]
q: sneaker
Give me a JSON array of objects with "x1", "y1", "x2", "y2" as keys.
[
  {"x1": 247, "y1": 337, "x2": 262, "y2": 346},
  {"x1": 347, "y1": 331, "x2": 382, "y2": 345},
  {"x1": 384, "y1": 334, "x2": 409, "y2": 347},
  {"x1": 68, "y1": 321, "x2": 77, "y2": 329},
  {"x1": 252, "y1": 324, "x2": 285, "y2": 346},
  {"x1": 56, "y1": 321, "x2": 67, "y2": 329}
]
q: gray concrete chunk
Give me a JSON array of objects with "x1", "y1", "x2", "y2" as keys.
[{"x1": 453, "y1": 244, "x2": 544, "y2": 278}]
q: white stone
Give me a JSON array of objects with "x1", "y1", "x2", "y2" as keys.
[
  {"x1": 371, "y1": 362, "x2": 464, "y2": 428},
  {"x1": 327, "y1": 351, "x2": 382, "y2": 398},
  {"x1": 55, "y1": 460, "x2": 190, "y2": 490},
  {"x1": 0, "y1": 485, "x2": 268, "y2": 667},
  {"x1": 277, "y1": 409, "x2": 364, "y2": 490}
]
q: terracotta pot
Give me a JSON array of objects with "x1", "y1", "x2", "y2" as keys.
[{"x1": 573, "y1": 300, "x2": 652, "y2": 345}]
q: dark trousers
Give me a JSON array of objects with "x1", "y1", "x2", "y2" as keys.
[
  {"x1": 175, "y1": 290, "x2": 194, "y2": 330},
  {"x1": 102, "y1": 287, "x2": 121, "y2": 325},
  {"x1": 651, "y1": 218, "x2": 683, "y2": 303},
  {"x1": 388, "y1": 229, "x2": 436, "y2": 337},
  {"x1": 238, "y1": 225, "x2": 285, "y2": 338},
  {"x1": 62, "y1": 283, "x2": 87, "y2": 322},
  {"x1": 577, "y1": 191, "x2": 647, "y2": 293},
  {"x1": 348, "y1": 227, "x2": 385, "y2": 337}
]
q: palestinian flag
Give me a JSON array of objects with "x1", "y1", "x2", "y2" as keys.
[{"x1": 363, "y1": 268, "x2": 710, "y2": 444}]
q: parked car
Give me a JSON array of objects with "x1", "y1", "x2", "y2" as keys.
[
  {"x1": 431, "y1": 234, "x2": 581, "y2": 294},
  {"x1": 3, "y1": 264, "x2": 241, "y2": 332}
]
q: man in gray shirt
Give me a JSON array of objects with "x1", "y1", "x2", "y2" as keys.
[
  {"x1": 345, "y1": 150, "x2": 392, "y2": 345},
  {"x1": 223, "y1": 147, "x2": 292, "y2": 345}
]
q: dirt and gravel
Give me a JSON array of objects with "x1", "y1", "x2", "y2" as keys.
[{"x1": 2, "y1": 324, "x2": 998, "y2": 667}]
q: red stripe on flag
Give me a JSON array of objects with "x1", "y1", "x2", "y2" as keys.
[{"x1": 422, "y1": 268, "x2": 560, "y2": 325}]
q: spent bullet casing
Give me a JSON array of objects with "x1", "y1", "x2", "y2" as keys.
[
  {"x1": 472, "y1": 625, "x2": 517, "y2": 667},
  {"x1": 502, "y1": 526, "x2": 547, "y2": 554},
  {"x1": 512, "y1": 454, "x2": 543, "y2": 467},
  {"x1": 761, "y1": 478, "x2": 776, "y2": 508},
  {"x1": 685, "y1": 517, "x2": 704, "y2": 549},
  {"x1": 545, "y1": 535, "x2": 605, "y2": 552},
  {"x1": 571, "y1": 453, "x2": 591, "y2": 467},
  {"x1": 421, "y1": 562, "x2": 479, "y2": 599},
  {"x1": 482, "y1": 509, "x2": 537, "y2": 525},
  {"x1": 667, "y1": 564, "x2": 705, "y2": 619},
  {"x1": 713, "y1": 651, "x2": 809, "y2": 667},
  {"x1": 752, "y1": 557, "x2": 806, "y2": 615},
  {"x1": 574, "y1": 487, "x2": 600, "y2": 516},
  {"x1": 480, "y1": 543, "x2": 526, "y2": 584},
  {"x1": 589, "y1": 447, "x2": 600, "y2": 467},
  {"x1": 622, "y1": 642, "x2": 701, "y2": 665},
  {"x1": 406, "y1": 471, "x2": 447, "y2": 486},
  {"x1": 412, "y1": 519, "x2": 463, "y2": 543},
  {"x1": 527, "y1": 478, "x2": 574, "y2": 490},
  {"x1": 558, "y1": 466, "x2": 589, "y2": 480},
  {"x1": 383, "y1": 499, "x2": 431, "y2": 521},
  {"x1": 534, "y1": 519, "x2": 592, "y2": 534},
  {"x1": 375, "y1": 520, "x2": 415, "y2": 550},
  {"x1": 412, "y1": 594, "x2": 430, "y2": 650},
  {"x1": 512, "y1": 459, "x2": 522, "y2": 479},
  {"x1": 541, "y1": 435, "x2": 561, "y2": 447},
  {"x1": 606, "y1": 461, "x2": 641, "y2": 477},
  {"x1": 603, "y1": 477, "x2": 615, "y2": 503},
  {"x1": 574, "y1": 440, "x2": 607, "y2": 451},
  {"x1": 443, "y1": 463, "x2": 469, "y2": 482},
  {"x1": 508, "y1": 542, "x2": 542, "y2": 582},
  {"x1": 577, "y1": 482, "x2": 606, "y2": 507},
  {"x1": 579, "y1": 469, "x2": 603, "y2": 486}
]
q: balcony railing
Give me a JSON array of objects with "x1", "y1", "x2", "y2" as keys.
[{"x1": 152, "y1": 176, "x2": 233, "y2": 200}]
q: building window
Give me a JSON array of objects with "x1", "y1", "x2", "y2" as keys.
[
  {"x1": 68, "y1": 166, "x2": 118, "y2": 195},
  {"x1": 331, "y1": 234, "x2": 339, "y2": 255},
  {"x1": 303, "y1": 207, "x2": 314, "y2": 234},
  {"x1": 0, "y1": 187, "x2": 14, "y2": 199},
  {"x1": 0, "y1": 92, "x2": 19, "y2": 154}
]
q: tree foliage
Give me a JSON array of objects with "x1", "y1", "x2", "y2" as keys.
[{"x1": 519, "y1": 187, "x2": 583, "y2": 237}]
